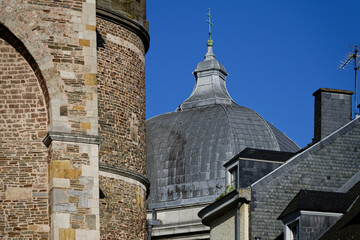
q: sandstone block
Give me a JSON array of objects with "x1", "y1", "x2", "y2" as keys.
[
  {"x1": 86, "y1": 25, "x2": 96, "y2": 31},
  {"x1": 79, "y1": 39, "x2": 90, "y2": 47},
  {"x1": 6, "y1": 187, "x2": 32, "y2": 200},
  {"x1": 52, "y1": 168, "x2": 81, "y2": 180},
  {"x1": 81, "y1": 122, "x2": 91, "y2": 130},
  {"x1": 59, "y1": 228, "x2": 75, "y2": 240},
  {"x1": 84, "y1": 73, "x2": 97, "y2": 85},
  {"x1": 28, "y1": 224, "x2": 50, "y2": 232},
  {"x1": 49, "y1": 161, "x2": 81, "y2": 180},
  {"x1": 84, "y1": 73, "x2": 96, "y2": 80},
  {"x1": 73, "y1": 105, "x2": 85, "y2": 110}
]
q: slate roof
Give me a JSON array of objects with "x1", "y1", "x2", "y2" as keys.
[
  {"x1": 268, "y1": 122, "x2": 300, "y2": 152},
  {"x1": 146, "y1": 45, "x2": 300, "y2": 209},
  {"x1": 251, "y1": 117, "x2": 360, "y2": 191},
  {"x1": 224, "y1": 147, "x2": 297, "y2": 168},
  {"x1": 278, "y1": 189, "x2": 357, "y2": 220},
  {"x1": 250, "y1": 116, "x2": 360, "y2": 239},
  {"x1": 318, "y1": 180, "x2": 360, "y2": 240}
]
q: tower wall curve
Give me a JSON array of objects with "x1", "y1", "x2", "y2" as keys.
[{"x1": 96, "y1": 3, "x2": 149, "y2": 239}]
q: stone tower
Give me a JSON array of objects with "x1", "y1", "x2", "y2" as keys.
[
  {"x1": 96, "y1": 0, "x2": 149, "y2": 239},
  {"x1": 0, "y1": 0, "x2": 149, "y2": 239}
]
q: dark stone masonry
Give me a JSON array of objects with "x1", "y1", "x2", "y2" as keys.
[{"x1": 0, "y1": 0, "x2": 149, "y2": 239}]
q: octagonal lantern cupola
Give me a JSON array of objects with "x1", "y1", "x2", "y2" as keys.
[{"x1": 178, "y1": 41, "x2": 233, "y2": 110}]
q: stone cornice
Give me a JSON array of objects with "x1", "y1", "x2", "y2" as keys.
[
  {"x1": 313, "y1": 88, "x2": 353, "y2": 96},
  {"x1": 42, "y1": 131, "x2": 103, "y2": 147},
  {"x1": 99, "y1": 163, "x2": 150, "y2": 197},
  {"x1": 198, "y1": 189, "x2": 251, "y2": 226},
  {"x1": 96, "y1": 7, "x2": 150, "y2": 53}
]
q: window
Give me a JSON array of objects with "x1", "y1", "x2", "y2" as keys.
[
  {"x1": 289, "y1": 222, "x2": 299, "y2": 240},
  {"x1": 285, "y1": 220, "x2": 299, "y2": 240},
  {"x1": 229, "y1": 167, "x2": 238, "y2": 188}
]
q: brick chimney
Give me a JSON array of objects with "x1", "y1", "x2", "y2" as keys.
[{"x1": 313, "y1": 88, "x2": 353, "y2": 142}]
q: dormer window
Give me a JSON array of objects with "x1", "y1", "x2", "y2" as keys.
[
  {"x1": 278, "y1": 189, "x2": 356, "y2": 240},
  {"x1": 225, "y1": 160, "x2": 239, "y2": 190}
]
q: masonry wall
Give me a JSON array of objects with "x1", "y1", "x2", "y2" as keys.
[
  {"x1": 97, "y1": 16, "x2": 146, "y2": 174},
  {"x1": 210, "y1": 209, "x2": 236, "y2": 240},
  {"x1": 313, "y1": 89, "x2": 353, "y2": 142},
  {"x1": 0, "y1": 0, "x2": 149, "y2": 239},
  {"x1": 47, "y1": 140, "x2": 100, "y2": 239},
  {"x1": 0, "y1": 0, "x2": 100, "y2": 239},
  {"x1": 96, "y1": 13, "x2": 147, "y2": 240},
  {"x1": 0, "y1": 0, "x2": 99, "y2": 135},
  {"x1": 0, "y1": 37, "x2": 49, "y2": 239},
  {"x1": 99, "y1": 175, "x2": 147, "y2": 239},
  {"x1": 250, "y1": 120, "x2": 360, "y2": 239}
]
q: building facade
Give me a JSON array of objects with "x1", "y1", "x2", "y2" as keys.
[{"x1": 0, "y1": 0, "x2": 149, "y2": 239}]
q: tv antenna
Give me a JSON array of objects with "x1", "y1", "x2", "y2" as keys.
[{"x1": 339, "y1": 45, "x2": 360, "y2": 117}]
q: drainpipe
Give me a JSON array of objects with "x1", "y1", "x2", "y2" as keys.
[{"x1": 235, "y1": 202, "x2": 241, "y2": 240}]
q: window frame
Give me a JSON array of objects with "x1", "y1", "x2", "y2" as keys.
[{"x1": 284, "y1": 217, "x2": 300, "y2": 240}]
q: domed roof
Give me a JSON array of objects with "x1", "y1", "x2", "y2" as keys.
[{"x1": 146, "y1": 44, "x2": 299, "y2": 209}]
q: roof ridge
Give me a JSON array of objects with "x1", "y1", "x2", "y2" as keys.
[{"x1": 251, "y1": 116, "x2": 360, "y2": 189}]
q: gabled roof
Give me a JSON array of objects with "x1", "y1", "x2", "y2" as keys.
[
  {"x1": 252, "y1": 116, "x2": 360, "y2": 190},
  {"x1": 278, "y1": 189, "x2": 357, "y2": 220}
]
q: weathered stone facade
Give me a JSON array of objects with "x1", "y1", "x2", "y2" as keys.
[
  {"x1": 96, "y1": 7, "x2": 148, "y2": 239},
  {"x1": 99, "y1": 174, "x2": 147, "y2": 239},
  {"x1": 0, "y1": 37, "x2": 49, "y2": 239},
  {"x1": 0, "y1": 0, "x2": 149, "y2": 239},
  {"x1": 97, "y1": 16, "x2": 146, "y2": 174}
]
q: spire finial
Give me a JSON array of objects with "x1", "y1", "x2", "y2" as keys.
[{"x1": 206, "y1": 8, "x2": 214, "y2": 46}]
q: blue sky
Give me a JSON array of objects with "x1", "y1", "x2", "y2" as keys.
[{"x1": 145, "y1": 0, "x2": 360, "y2": 148}]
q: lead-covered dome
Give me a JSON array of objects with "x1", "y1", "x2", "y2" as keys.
[{"x1": 146, "y1": 44, "x2": 299, "y2": 209}]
